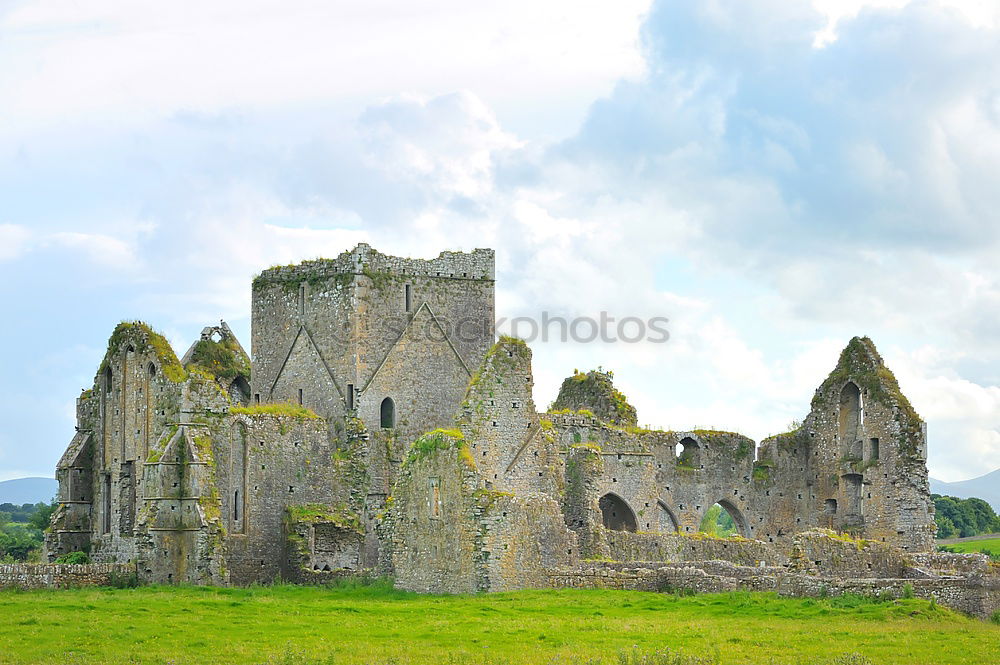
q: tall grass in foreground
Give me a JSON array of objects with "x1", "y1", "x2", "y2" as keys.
[
  {"x1": 0, "y1": 583, "x2": 995, "y2": 665},
  {"x1": 233, "y1": 646, "x2": 881, "y2": 665}
]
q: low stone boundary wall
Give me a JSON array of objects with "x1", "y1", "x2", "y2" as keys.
[
  {"x1": 546, "y1": 562, "x2": 999, "y2": 620},
  {"x1": 0, "y1": 563, "x2": 136, "y2": 590},
  {"x1": 287, "y1": 567, "x2": 379, "y2": 586},
  {"x1": 606, "y1": 531, "x2": 786, "y2": 567}
]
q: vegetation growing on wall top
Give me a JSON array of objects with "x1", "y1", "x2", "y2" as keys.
[
  {"x1": 550, "y1": 369, "x2": 637, "y2": 427},
  {"x1": 815, "y1": 337, "x2": 921, "y2": 423},
  {"x1": 99, "y1": 321, "x2": 186, "y2": 383},
  {"x1": 185, "y1": 336, "x2": 251, "y2": 383},
  {"x1": 286, "y1": 503, "x2": 363, "y2": 533},
  {"x1": 813, "y1": 337, "x2": 924, "y2": 460}
]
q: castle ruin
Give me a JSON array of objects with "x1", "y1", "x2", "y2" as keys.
[{"x1": 44, "y1": 244, "x2": 998, "y2": 618}]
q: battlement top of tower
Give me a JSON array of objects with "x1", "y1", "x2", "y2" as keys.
[{"x1": 253, "y1": 243, "x2": 495, "y2": 287}]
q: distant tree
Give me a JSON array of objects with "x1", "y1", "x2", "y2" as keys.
[
  {"x1": 698, "y1": 504, "x2": 737, "y2": 537},
  {"x1": 0, "y1": 511, "x2": 9, "y2": 529},
  {"x1": 933, "y1": 495, "x2": 999, "y2": 538},
  {"x1": 0, "y1": 502, "x2": 44, "y2": 523},
  {"x1": 964, "y1": 498, "x2": 996, "y2": 534},
  {"x1": 0, "y1": 523, "x2": 38, "y2": 560},
  {"x1": 935, "y1": 515, "x2": 956, "y2": 539},
  {"x1": 28, "y1": 501, "x2": 56, "y2": 531}
]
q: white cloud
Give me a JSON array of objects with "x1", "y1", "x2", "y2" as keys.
[
  {"x1": 0, "y1": 224, "x2": 31, "y2": 261},
  {"x1": 0, "y1": 0, "x2": 650, "y2": 140},
  {"x1": 888, "y1": 346, "x2": 1000, "y2": 481},
  {"x1": 2, "y1": 0, "x2": 1000, "y2": 482},
  {"x1": 43, "y1": 232, "x2": 139, "y2": 269}
]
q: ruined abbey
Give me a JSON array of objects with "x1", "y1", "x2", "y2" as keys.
[{"x1": 44, "y1": 244, "x2": 998, "y2": 618}]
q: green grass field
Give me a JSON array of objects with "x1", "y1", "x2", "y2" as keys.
[
  {"x1": 0, "y1": 583, "x2": 996, "y2": 665},
  {"x1": 939, "y1": 536, "x2": 1000, "y2": 555}
]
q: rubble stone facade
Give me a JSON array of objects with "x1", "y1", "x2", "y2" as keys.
[{"x1": 45, "y1": 244, "x2": 996, "y2": 619}]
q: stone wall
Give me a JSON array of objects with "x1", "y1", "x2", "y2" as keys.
[
  {"x1": 250, "y1": 243, "x2": 495, "y2": 451},
  {"x1": 606, "y1": 531, "x2": 786, "y2": 567},
  {"x1": 221, "y1": 413, "x2": 362, "y2": 583},
  {"x1": 0, "y1": 563, "x2": 136, "y2": 590},
  {"x1": 545, "y1": 561, "x2": 1000, "y2": 620}
]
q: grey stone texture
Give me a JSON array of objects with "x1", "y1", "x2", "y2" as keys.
[
  {"x1": 44, "y1": 244, "x2": 996, "y2": 619},
  {"x1": 0, "y1": 563, "x2": 136, "y2": 590}
]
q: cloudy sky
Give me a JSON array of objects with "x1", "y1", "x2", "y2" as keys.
[{"x1": 2, "y1": 0, "x2": 999, "y2": 484}]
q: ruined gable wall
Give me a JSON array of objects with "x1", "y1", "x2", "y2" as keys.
[
  {"x1": 456, "y1": 338, "x2": 562, "y2": 498},
  {"x1": 49, "y1": 324, "x2": 187, "y2": 563},
  {"x1": 801, "y1": 338, "x2": 935, "y2": 551}
]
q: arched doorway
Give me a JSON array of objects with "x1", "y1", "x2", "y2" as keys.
[
  {"x1": 599, "y1": 493, "x2": 638, "y2": 532},
  {"x1": 699, "y1": 500, "x2": 748, "y2": 537}
]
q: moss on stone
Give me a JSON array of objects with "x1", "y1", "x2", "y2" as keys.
[
  {"x1": 146, "y1": 425, "x2": 180, "y2": 464},
  {"x1": 231, "y1": 403, "x2": 321, "y2": 419},
  {"x1": 286, "y1": 503, "x2": 363, "y2": 533},
  {"x1": 550, "y1": 369, "x2": 637, "y2": 427},
  {"x1": 185, "y1": 336, "x2": 250, "y2": 383},
  {"x1": 192, "y1": 434, "x2": 214, "y2": 466},
  {"x1": 100, "y1": 321, "x2": 186, "y2": 383},
  {"x1": 200, "y1": 487, "x2": 222, "y2": 522},
  {"x1": 814, "y1": 337, "x2": 923, "y2": 457},
  {"x1": 361, "y1": 266, "x2": 399, "y2": 291},
  {"x1": 473, "y1": 489, "x2": 513, "y2": 509},
  {"x1": 752, "y1": 461, "x2": 774, "y2": 483},
  {"x1": 404, "y1": 428, "x2": 469, "y2": 467}
]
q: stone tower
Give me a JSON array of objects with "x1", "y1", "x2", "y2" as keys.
[{"x1": 249, "y1": 243, "x2": 495, "y2": 495}]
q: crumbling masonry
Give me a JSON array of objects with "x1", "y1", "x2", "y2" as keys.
[{"x1": 46, "y1": 244, "x2": 998, "y2": 618}]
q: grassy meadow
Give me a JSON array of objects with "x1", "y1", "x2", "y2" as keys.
[
  {"x1": 0, "y1": 583, "x2": 997, "y2": 665},
  {"x1": 939, "y1": 536, "x2": 1000, "y2": 555}
]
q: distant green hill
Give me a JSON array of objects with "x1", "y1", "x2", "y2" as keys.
[
  {"x1": 930, "y1": 468, "x2": 1000, "y2": 513},
  {"x1": 0, "y1": 477, "x2": 57, "y2": 505}
]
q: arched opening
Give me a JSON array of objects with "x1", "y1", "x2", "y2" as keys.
[
  {"x1": 380, "y1": 397, "x2": 395, "y2": 429},
  {"x1": 657, "y1": 500, "x2": 679, "y2": 533},
  {"x1": 103, "y1": 366, "x2": 113, "y2": 394},
  {"x1": 676, "y1": 436, "x2": 700, "y2": 468},
  {"x1": 598, "y1": 493, "x2": 638, "y2": 532},
  {"x1": 839, "y1": 382, "x2": 862, "y2": 456},
  {"x1": 147, "y1": 363, "x2": 156, "y2": 377},
  {"x1": 699, "y1": 500, "x2": 748, "y2": 537},
  {"x1": 229, "y1": 376, "x2": 251, "y2": 406}
]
